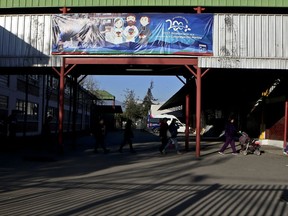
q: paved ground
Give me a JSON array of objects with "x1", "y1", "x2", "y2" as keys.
[{"x1": 0, "y1": 129, "x2": 288, "y2": 216}]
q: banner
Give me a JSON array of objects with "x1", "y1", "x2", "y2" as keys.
[{"x1": 51, "y1": 13, "x2": 213, "y2": 55}]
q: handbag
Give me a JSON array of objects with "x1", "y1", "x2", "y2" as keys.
[{"x1": 166, "y1": 130, "x2": 172, "y2": 138}]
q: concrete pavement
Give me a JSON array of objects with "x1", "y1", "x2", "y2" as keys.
[{"x1": 0, "y1": 129, "x2": 288, "y2": 216}]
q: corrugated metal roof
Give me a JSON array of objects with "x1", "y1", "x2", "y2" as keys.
[
  {"x1": 198, "y1": 57, "x2": 288, "y2": 69},
  {"x1": 0, "y1": 14, "x2": 62, "y2": 67},
  {"x1": 213, "y1": 14, "x2": 288, "y2": 58},
  {"x1": 1, "y1": 13, "x2": 288, "y2": 69},
  {"x1": 1, "y1": 0, "x2": 288, "y2": 8},
  {"x1": 199, "y1": 14, "x2": 288, "y2": 69},
  {"x1": 97, "y1": 90, "x2": 115, "y2": 100}
]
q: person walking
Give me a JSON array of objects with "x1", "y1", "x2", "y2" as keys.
[
  {"x1": 118, "y1": 119, "x2": 136, "y2": 153},
  {"x1": 219, "y1": 115, "x2": 239, "y2": 155},
  {"x1": 7, "y1": 110, "x2": 18, "y2": 142},
  {"x1": 42, "y1": 115, "x2": 53, "y2": 151},
  {"x1": 159, "y1": 117, "x2": 169, "y2": 154},
  {"x1": 93, "y1": 118, "x2": 110, "y2": 154},
  {"x1": 42, "y1": 115, "x2": 53, "y2": 138},
  {"x1": 163, "y1": 119, "x2": 181, "y2": 154}
]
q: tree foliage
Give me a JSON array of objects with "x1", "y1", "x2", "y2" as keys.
[
  {"x1": 122, "y1": 89, "x2": 140, "y2": 120},
  {"x1": 142, "y1": 80, "x2": 157, "y2": 117},
  {"x1": 80, "y1": 75, "x2": 99, "y2": 95},
  {"x1": 123, "y1": 81, "x2": 157, "y2": 122}
]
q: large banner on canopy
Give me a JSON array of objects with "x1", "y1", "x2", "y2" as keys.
[{"x1": 51, "y1": 13, "x2": 213, "y2": 55}]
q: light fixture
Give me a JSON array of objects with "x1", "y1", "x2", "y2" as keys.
[{"x1": 125, "y1": 68, "x2": 153, "y2": 72}]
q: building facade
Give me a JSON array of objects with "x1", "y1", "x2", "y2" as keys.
[
  {"x1": 0, "y1": 74, "x2": 96, "y2": 137},
  {"x1": 0, "y1": 1, "x2": 288, "y2": 149}
]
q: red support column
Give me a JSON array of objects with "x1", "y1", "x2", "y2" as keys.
[
  {"x1": 284, "y1": 101, "x2": 288, "y2": 151},
  {"x1": 193, "y1": 5, "x2": 205, "y2": 158},
  {"x1": 195, "y1": 67, "x2": 202, "y2": 157},
  {"x1": 58, "y1": 59, "x2": 65, "y2": 154},
  {"x1": 185, "y1": 94, "x2": 190, "y2": 151},
  {"x1": 194, "y1": 6, "x2": 205, "y2": 14},
  {"x1": 59, "y1": 7, "x2": 70, "y2": 14},
  {"x1": 58, "y1": 5, "x2": 70, "y2": 154}
]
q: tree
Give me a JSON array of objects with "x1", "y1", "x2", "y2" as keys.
[
  {"x1": 80, "y1": 75, "x2": 100, "y2": 95},
  {"x1": 79, "y1": 75, "x2": 105, "y2": 105},
  {"x1": 122, "y1": 81, "x2": 157, "y2": 125},
  {"x1": 141, "y1": 80, "x2": 157, "y2": 117},
  {"x1": 123, "y1": 89, "x2": 141, "y2": 121}
]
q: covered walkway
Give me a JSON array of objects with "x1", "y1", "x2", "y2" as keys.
[{"x1": 1, "y1": 129, "x2": 288, "y2": 216}]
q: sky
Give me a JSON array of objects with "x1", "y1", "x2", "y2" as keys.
[{"x1": 92, "y1": 75, "x2": 185, "y2": 104}]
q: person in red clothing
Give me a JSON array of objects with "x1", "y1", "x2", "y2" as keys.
[{"x1": 218, "y1": 115, "x2": 239, "y2": 155}]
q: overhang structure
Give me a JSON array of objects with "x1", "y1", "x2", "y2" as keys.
[
  {"x1": 54, "y1": 56, "x2": 205, "y2": 157},
  {"x1": 1, "y1": 2, "x2": 288, "y2": 157}
]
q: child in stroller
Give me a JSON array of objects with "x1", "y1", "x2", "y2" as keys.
[{"x1": 239, "y1": 131, "x2": 261, "y2": 155}]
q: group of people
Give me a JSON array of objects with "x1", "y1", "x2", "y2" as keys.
[
  {"x1": 157, "y1": 115, "x2": 241, "y2": 156},
  {"x1": 92, "y1": 117, "x2": 136, "y2": 154},
  {"x1": 92, "y1": 117, "x2": 182, "y2": 155},
  {"x1": 158, "y1": 114, "x2": 241, "y2": 156},
  {"x1": 92, "y1": 114, "x2": 288, "y2": 157},
  {"x1": 7, "y1": 109, "x2": 287, "y2": 156}
]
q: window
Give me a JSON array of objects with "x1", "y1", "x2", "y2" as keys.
[
  {"x1": 64, "y1": 83, "x2": 71, "y2": 95},
  {"x1": 0, "y1": 75, "x2": 9, "y2": 87},
  {"x1": 16, "y1": 100, "x2": 39, "y2": 120},
  {"x1": 47, "y1": 75, "x2": 58, "y2": 90},
  {"x1": 47, "y1": 107, "x2": 57, "y2": 119},
  {"x1": 18, "y1": 75, "x2": 39, "y2": 86},
  {"x1": 0, "y1": 95, "x2": 8, "y2": 110}
]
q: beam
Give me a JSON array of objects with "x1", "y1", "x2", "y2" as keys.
[
  {"x1": 65, "y1": 57, "x2": 198, "y2": 66},
  {"x1": 185, "y1": 94, "x2": 190, "y2": 151},
  {"x1": 58, "y1": 59, "x2": 65, "y2": 154},
  {"x1": 284, "y1": 101, "x2": 288, "y2": 151},
  {"x1": 196, "y1": 66, "x2": 202, "y2": 158}
]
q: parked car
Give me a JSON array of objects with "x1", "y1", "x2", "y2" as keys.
[{"x1": 147, "y1": 114, "x2": 191, "y2": 133}]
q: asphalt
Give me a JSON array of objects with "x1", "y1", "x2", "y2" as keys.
[{"x1": 0, "y1": 129, "x2": 288, "y2": 216}]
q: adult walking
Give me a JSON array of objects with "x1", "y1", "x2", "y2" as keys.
[
  {"x1": 118, "y1": 119, "x2": 136, "y2": 153},
  {"x1": 93, "y1": 118, "x2": 110, "y2": 154},
  {"x1": 159, "y1": 117, "x2": 169, "y2": 154},
  {"x1": 218, "y1": 115, "x2": 239, "y2": 155},
  {"x1": 7, "y1": 110, "x2": 18, "y2": 142},
  {"x1": 42, "y1": 115, "x2": 53, "y2": 151}
]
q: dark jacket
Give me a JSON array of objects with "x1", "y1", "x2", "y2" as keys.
[
  {"x1": 159, "y1": 120, "x2": 169, "y2": 138},
  {"x1": 124, "y1": 120, "x2": 134, "y2": 139},
  {"x1": 168, "y1": 121, "x2": 179, "y2": 138},
  {"x1": 225, "y1": 121, "x2": 237, "y2": 138},
  {"x1": 94, "y1": 120, "x2": 106, "y2": 139}
]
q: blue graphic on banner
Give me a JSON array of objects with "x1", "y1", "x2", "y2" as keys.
[{"x1": 52, "y1": 13, "x2": 213, "y2": 55}]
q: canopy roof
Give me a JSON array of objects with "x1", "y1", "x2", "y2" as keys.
[
  {"x1": 1, "y1": 0, "x2": 288, "y2": 8},
  {"x1": 159, "y1": 68, "x2": 288, "y2": 113},
  {"x1": 96, "y1": 90, "x2": 115, "y2": 100}
]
